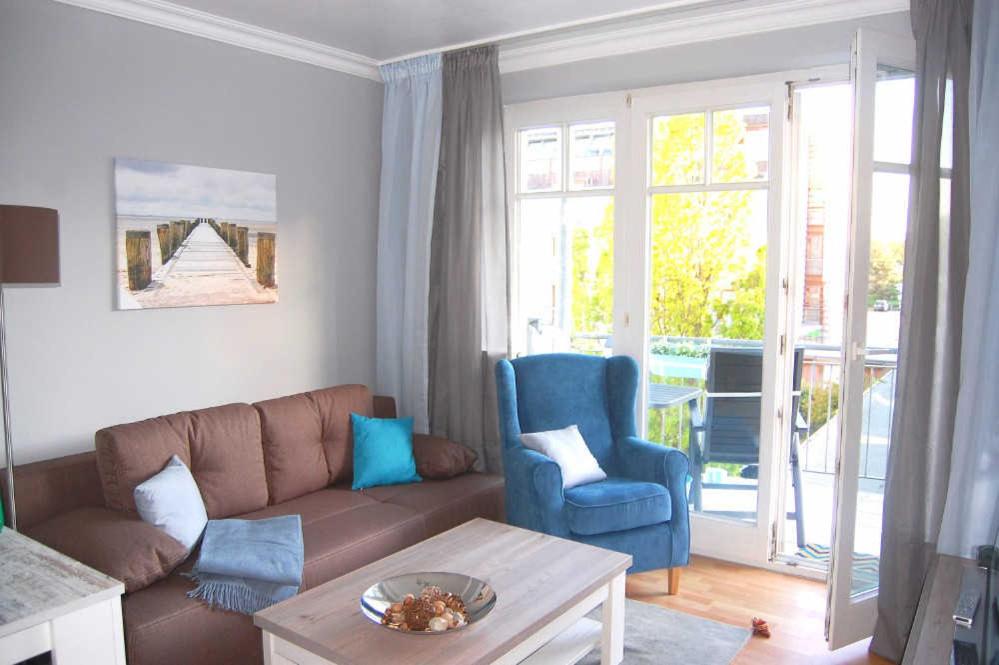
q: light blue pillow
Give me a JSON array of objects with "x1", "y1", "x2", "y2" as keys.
[
  {"x1": 351, "y1": 414, "x2": 422, "y2": 490},
  {"x1": 134, "y1": 454, "x2": 207, "y2": 552}
]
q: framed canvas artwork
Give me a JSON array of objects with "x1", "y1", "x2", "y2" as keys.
[{"x1": 115, "y1": 158, "x2": 278, "y2": 309}]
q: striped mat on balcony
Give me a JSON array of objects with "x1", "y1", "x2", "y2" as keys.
[{"x1": 795, "y1": 543, "x2": 880, "y2": 595}]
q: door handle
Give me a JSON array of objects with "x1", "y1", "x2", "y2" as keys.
[{"x1": 850, "y1": 341, "x2": 865, "y2": 361}]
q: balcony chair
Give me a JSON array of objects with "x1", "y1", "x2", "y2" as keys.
[
  {"x1": 688, "y1": 346, "x2": 809, "y2": 547},
  {"x1": 496, "y1": 353, "x2": 690, "y2": 594}
]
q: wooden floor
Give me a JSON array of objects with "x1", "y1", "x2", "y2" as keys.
[{"x1": 627, "y1": 556, "x2": 894, "y2": 665}]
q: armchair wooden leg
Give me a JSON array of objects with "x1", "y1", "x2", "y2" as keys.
[{"x1": 667, "y1": 567, "x2": 680, "y2": 595}]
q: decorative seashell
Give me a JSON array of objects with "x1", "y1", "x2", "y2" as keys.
[
  {"x1": 403, "y1": 594, "x2": 415, "y2": 605},
  {"x1": 428, "y1": 616, "x2": 449, "y2": 632},
  {"x1": 433, "y1": 600, "x2": 447, "y2": 615},
  {"x1": 390, "y1": 602, "x2": 403, "y2": 613}
]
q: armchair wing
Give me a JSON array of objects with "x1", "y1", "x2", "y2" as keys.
[{"x1": 495, "y1": 359, "x2": 568, "y2": 536}]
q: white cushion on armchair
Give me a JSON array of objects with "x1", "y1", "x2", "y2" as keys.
[{"x1": 520, "y1": 425, "x2": 607, "y2": 489}]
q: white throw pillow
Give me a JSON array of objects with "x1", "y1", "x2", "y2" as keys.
[
  {"x1": 133, "y1": 455, "x2": 208, "y2": 551},
  {"x1": 520, "y1": 425, "x2": 607, "y2": 489}
]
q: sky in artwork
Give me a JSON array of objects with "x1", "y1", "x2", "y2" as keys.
[{"x1": 115, "y1": 158, "x2": 277, "y2": 222}]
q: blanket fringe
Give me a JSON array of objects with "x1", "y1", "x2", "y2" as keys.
[{"x1": 187, "y1": 580, "x2": 277, "y2": 615}]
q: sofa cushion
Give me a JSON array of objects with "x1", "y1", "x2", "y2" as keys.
[
  {"x1": 563, "y1": 477, "x2": 671, "y2": 536},
  {"x1": 307, "y1": 385, "x2": 373, "y2": 484},
  {"x1": 27, "y1": 507, "x2": 189, "y2": 593},
  {"x1": 240, "y1": 488, "x2": 377, "y2": 526},
  {"x1": 300, "y1": 503, "x2": 426, "y2": 589},
  {"x1": 95, "y1": 404, "x2": 268, "y2": 519},
  {"x1": 123, "y1": 566, "x2": 261, "y2": 665},
  {"x1": 412, "y1": 435, "x2": 478, "y2": 479},
  {"x1": 186, "y1": 404, "x2": 268, "y2": 518},
  {"x1": 359, "y1": 473, "x2": 505, "y2": 537},
  {"x1": 237, "y1": 491, "x2": 426, "y2": 590},
  {"x1": 254, "y1": 393, "x2": 329, "y2": 504},
  {"x1": 96, "y1": 413, "x2": 190, "y2": 514}
]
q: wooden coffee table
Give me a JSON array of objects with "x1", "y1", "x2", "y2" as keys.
[{"x1": 255, "y1": 518, "x2": 632, "y2": 665}]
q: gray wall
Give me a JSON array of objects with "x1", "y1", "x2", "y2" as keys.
[
  {"x1": 502, "y1": 12, "x2": 912, "y2": 104},
  {"x1": 0, "y1": 0, "x2": 383, "y2": 463}
]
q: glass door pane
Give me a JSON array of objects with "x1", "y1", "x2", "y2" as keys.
[
  {"x1": 645, "y1": 107, "x2": 771, "y2": 527},
  {"x1": 781, "y1": 82, "x2": 853, "y2": 569}
]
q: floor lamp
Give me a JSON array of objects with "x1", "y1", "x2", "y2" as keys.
[{"x1": 0, "y1": 206, "x2": 60, "y2": 531}]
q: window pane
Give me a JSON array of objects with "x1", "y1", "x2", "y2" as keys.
[
  {"x1": 518, "y1": 196, "x2": 613, "y2": 355},
  {"x1": 519, "y1": 127, "x2": 561, "y2": 192},
  {"x1": 849, "y1": 170, "x2": 909, "y2": 597},
  {"x1": 873, "y1": 69, "x2": 914, "y2": 165},
  {"x1": 651, "y1": 113, "x2": 705, "y2": 186},
  {"x1": 569, "y1": 122, "x2": 615, "y2": 190},
  {"x1": 940, "y1": 79, "x2": 953, "y2": 171},
  {"x1": 783, "y1": 83, "x2": 853, "y2": 568},
  {"x1": 646, "y1": 189, "x2": 768, "y2": 524},
  {"x1": 712, "y1": 107, "x2": 770, "y2": 183}
]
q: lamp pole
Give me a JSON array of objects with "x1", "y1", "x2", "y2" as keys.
[{"x1": 0, "y1": 283, "x2": 15, "y2": 530}]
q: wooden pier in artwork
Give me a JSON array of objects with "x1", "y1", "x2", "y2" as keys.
[{"x1": 124, "y1": 218, "x2": 276, "y2": 308}]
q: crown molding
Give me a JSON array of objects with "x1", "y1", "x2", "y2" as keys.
[
  {"x1": 498, "y1": 0, "x2": 908, "y2": 73},
  {"x1": 51, "y1": 0, "x2": 907, "y2": 81},
  {"x1": 51, "y1": 0, "x2": 381, "y2": 81}
]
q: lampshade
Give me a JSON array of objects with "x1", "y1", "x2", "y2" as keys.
[{"x1": 0, "y1": 206, "x2": 60, "y2": 285}]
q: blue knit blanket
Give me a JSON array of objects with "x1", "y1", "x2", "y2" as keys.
[{"x1": 187, "y1": 515, "x2": 303, "y2": 615}]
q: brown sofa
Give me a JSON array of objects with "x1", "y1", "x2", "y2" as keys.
[{"x1": 4, "y1": 385, "x2": 505, "y2": 665}]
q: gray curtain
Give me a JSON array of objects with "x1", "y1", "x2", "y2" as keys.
[
  {"x1": 937, "y1": 0, "x2": 999, "y2": 561},
  {"x1": 427, "y1": 45, "x2": 510, "y2": 473},
  {"x1": 374, "y1": 55, "x2": 442, "y2": 435},
  {"x1": 871, "y1": 1, "x2": 972, "y2": 660}
]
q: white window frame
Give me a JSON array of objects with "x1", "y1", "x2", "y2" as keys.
[{"x1": 504, "y1": 93, "x2": 630, "y2": 357}]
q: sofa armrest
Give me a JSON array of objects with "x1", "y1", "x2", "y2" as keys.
[
  {"x1": 617, "y1": 436, "x2": 690, "y2": 565},
  {"x1": 25, "y1": 507, "x2": 189, "y2": 593},
  {"x1": 2, "y1": 451, "x2": 104, "y2": 530},
  {"x1": 501, "y1": 446, "x2": 568, "y2": 537}
]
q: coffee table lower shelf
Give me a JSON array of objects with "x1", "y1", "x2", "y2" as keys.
[
  {"x1": 521, "y1": 616, "x2": 602, "y2": 665},
  {"x1": 264, "y1": 615, "x2": 604, "y2": 665}
]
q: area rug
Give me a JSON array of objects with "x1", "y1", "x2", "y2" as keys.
[{"x1": 579, "y1": 599, "x2": 751, "y2": 665}]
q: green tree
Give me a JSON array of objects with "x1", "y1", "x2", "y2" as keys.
[
  {"x1": 647, "y1": 113, "x2": 763, "y2": 340},
  {"x1": 565, "y1": 111, "x2": 767, "y2": 359},
  {"x1": 714, "y1": 246, "x2": 767, "y2": 340},
  {"x1": 868, "y1": 241, "x2": 904, "y2": 307},
  {"x1": 571, "y1": 201, "x2": 614, "y2": 342}
]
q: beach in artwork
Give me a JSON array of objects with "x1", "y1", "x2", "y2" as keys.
[{"x1": 115, "y1": 159, "x2": 278, "y2": 309}]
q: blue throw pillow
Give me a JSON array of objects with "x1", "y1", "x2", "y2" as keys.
[{"x1": 351, "y1": 414, "x2": 422, "y2": 490}]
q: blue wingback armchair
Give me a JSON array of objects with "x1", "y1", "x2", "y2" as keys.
[{"x1": 495, "y1": 353, "x2": 690, "y2": 593}]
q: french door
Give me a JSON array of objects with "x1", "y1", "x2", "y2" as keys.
[{"x1": 826, "y1": 28, "x2": 916, "y2": 649}]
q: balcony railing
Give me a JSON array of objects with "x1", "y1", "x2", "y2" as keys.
[{"x1": 567, "y1": 333, "x2": 897, "y2": 482}]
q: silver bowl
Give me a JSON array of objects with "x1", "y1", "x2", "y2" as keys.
[{"x1": 360, "y1": 572, "x2": 496, "y2": 634}]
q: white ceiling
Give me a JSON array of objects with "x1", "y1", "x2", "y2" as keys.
[{"x1": 164, "y1": 0, "x2": 693, "y2": 61}]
